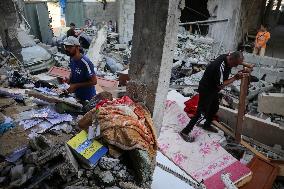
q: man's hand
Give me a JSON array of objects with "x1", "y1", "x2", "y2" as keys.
[
  {"x1": 62, "y1": 77, "x2": 70, "y2": 84},
  {"x1": 234, "y1": 72, "x2": 244, "y2": 80},
  {"x1": 67, "y1": 84, "x2": 77, "y2": 93}
]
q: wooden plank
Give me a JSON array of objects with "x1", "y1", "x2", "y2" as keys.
[
  {"x1": 235, "y1": 76, "x2": 249, "y2": 143},
  {"x1": 26, "y1": 90, "x2": 82, "y2": 108},
  {"x1": 240, "y1": 140, "x2": 270, "y2": 161},
  {"x1": 271, "y1": 160, "x2": 284, "y2": 176},
  {"x1": 240, "y1": 156, "x2": 279, "y2": 189},
  {"x1": 212, "y1": 120, "x2": 234, "y2": 137},
  {"x1": 242, "y1": 136, "x2": 284, "y2": 158}
]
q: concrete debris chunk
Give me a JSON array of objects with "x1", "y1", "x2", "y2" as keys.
[
  {"x1": 258, "y1": 93, "x2": 284, "y2": 116},
  {"x1": 99, "y1": 157, "x2": 120, "y2": 170},
  {"x1": 99, "y1": 171, "x2": 116, "y2": 186}
]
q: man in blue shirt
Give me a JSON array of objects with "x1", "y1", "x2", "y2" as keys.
[{"x1": 64, "y1": 36, "x2": 97, "y2": 101}]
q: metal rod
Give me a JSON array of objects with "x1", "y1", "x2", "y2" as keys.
[{"x1": 179, "y1": 18, "x2": 229, "y2": 26}]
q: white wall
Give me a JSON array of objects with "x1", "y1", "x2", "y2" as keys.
[
  {"x1": 207, "y1": 0, "x2": 242, "y2": 51},
  {"x1": 118, "y1": 0, "x2": 135, "y2": 44}
]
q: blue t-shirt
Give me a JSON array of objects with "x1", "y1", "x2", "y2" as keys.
[{"x1": 69, "y1": 55, "x2": 96, "y2": 101}]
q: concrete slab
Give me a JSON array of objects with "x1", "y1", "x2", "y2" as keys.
[
  {"x1": 258, "y1": 93, "x2": 284, "y2": 116},
  {"x1": 217, "y1": 106, "x2": 284, "y2": 148}
]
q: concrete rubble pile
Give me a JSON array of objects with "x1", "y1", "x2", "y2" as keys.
[
  {"x1": 223, "y1": 54, "x2": 284, "y2": 125},
  {"x1": 0, "y1": 133, "x2": 150, "y2": 188},
  {"x1": 0, "y1": 28, "x2": 153, "y2": 188},
  {"x1": 169, "y1": 28, "x2": 284, "y2": 127},
  {"x1": 171, "y1": 27, "x2": 224, "y2": 87},
  {"x1": 86, "y1": 27, "x2": 131, "y2": 81},
  {"x1": 0, "y1": 88, "x2": 154, "y2": 188}
]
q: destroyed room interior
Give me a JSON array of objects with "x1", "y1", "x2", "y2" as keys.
[{"x1": 0, "y1": 0, "x2": 284, "y2": 188}]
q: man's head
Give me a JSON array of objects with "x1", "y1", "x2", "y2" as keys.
[
  {"x1": 260, "y1": 24, "x2": 268, "y2": 32},
  {"x1": 64, "y1": 36, "x2": 80, "y2": 57},
  {"x1": 227, "y1": 51, "x2": 244, "y2": 68},
  {"x1": 70, "y1": 23, "x2": 76, "y2": 30},
  {"x1": 108, "y1": 20, "x2": 112, "y2": 25}
]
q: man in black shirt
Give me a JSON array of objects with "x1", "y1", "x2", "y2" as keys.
[
  {"x1": 180, "y1": 51, "x2": 253, "y2": 142},
  {"x1": 67, "y1": 23, "x2": 76, "y2": 37}
]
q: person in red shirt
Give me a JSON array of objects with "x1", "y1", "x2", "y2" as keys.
[{"x1": 253, "y1": 24, "x2": 270, "y2": 57}]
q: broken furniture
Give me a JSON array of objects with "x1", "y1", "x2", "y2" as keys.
[{"x1": 240, "y1": 156, "x2": 279, "y2": 189}]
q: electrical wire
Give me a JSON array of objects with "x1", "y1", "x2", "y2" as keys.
[{"x1": 184, "y1": 6, "x2": 210, "y2": 19}]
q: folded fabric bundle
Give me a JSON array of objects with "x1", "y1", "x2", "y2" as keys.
[{"x1": 79, "y1": 96, "x2": 157, "y2": 159}]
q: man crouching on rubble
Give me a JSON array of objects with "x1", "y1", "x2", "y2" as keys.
[
  {"x1": 180, "y1": 51, "x2": 253, "y2": 142},
  {"x1": 63, "y1": 36, "x2": 97, "y2": 102}
]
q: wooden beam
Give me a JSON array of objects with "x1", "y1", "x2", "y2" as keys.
[
  {"x1": 235, "y1": 76, "x2": 249, "y2": 142},
  {"x1": 240, "y1": 139, "x2": 270, "y2": 161},
  {"x1": 212, "y1": 120, "x2": 234, "y2": 137},
  {"x1": 271, "y1": 160, "x2": 284, "y2": 177}
]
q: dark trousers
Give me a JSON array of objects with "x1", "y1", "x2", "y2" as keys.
[{"x1": 182, "y1": 92, "x2": 220, "y2": 135}]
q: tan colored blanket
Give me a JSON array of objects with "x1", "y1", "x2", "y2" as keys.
[{"x1": 79, "y1": 97, "x2": 157, "y2": 159}]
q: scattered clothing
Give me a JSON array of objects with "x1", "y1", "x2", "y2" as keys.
[
  {"x1": 8, "y1": 71, "x2": 30, "y2": 88},
  {"x1": 19, "y1": 107, "x2": 72, "y2": 132}
]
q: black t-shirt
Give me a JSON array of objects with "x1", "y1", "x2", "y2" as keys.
[
  {"x1": 198, "y1": 54, "x2": 231, "y2": 94},
  {"x1": 67, "y1": 29, "x2": 76, "y2": 37}
]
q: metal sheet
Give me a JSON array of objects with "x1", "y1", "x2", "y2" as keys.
[
  {"x1": 24, "y1": 3, "x2": 42, "y2": 40},
  {"x1": 24, "y1": 2, "x2": 53, "y2": 44},
  {"x1": 36, "y1": 3, "x2": 53, "y2": 44}
]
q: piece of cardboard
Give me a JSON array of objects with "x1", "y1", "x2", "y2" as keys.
[{"x1": 67, "y1": 130, "x2": 108, "y2": 167}]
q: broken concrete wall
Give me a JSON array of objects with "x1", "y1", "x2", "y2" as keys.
[
  {"x1": 258, "y1": 93, "x2": 284, "y2": 116},
  {"x1": 218, "y1": 106, "x2": 284, "y2": 148},
  {"x1": 207, "y1": 0, "x2": 242, "y2": 51},
  {"x1": 118, "y1": 0, "x2": 135, "y2": 44},
  {"x1": 243, "y1": 53, "x2": 284, "y2": 83},
  {"x1": 84, "y1": 1, "x2": 119, "y2": 25},
  {"x1": 0, "y1": 0, "x2": 23, "y2": 60}
]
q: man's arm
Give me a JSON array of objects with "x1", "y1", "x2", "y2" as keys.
[
  {"x1": 218, "y1": 72, "x2": 243, "y2": 90},
  {"x1": 241, "y1": 62, "x2": 254, "y2": 69},
  {"x1": 67, "y1": 75, "x2": 97, "y2": 93}
]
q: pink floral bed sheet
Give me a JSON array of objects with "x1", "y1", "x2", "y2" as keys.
[{"x1": 158, "y1": 100, "x2": 251, "y2": 189}]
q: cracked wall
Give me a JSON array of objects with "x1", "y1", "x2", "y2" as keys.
[{"x1": 0, "y1": 0, "x2": 23, "y2": 60}]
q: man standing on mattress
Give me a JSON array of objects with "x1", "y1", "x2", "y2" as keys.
[{"x1": 180, "y1": 51, "x2": 253, "y2": 142}]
